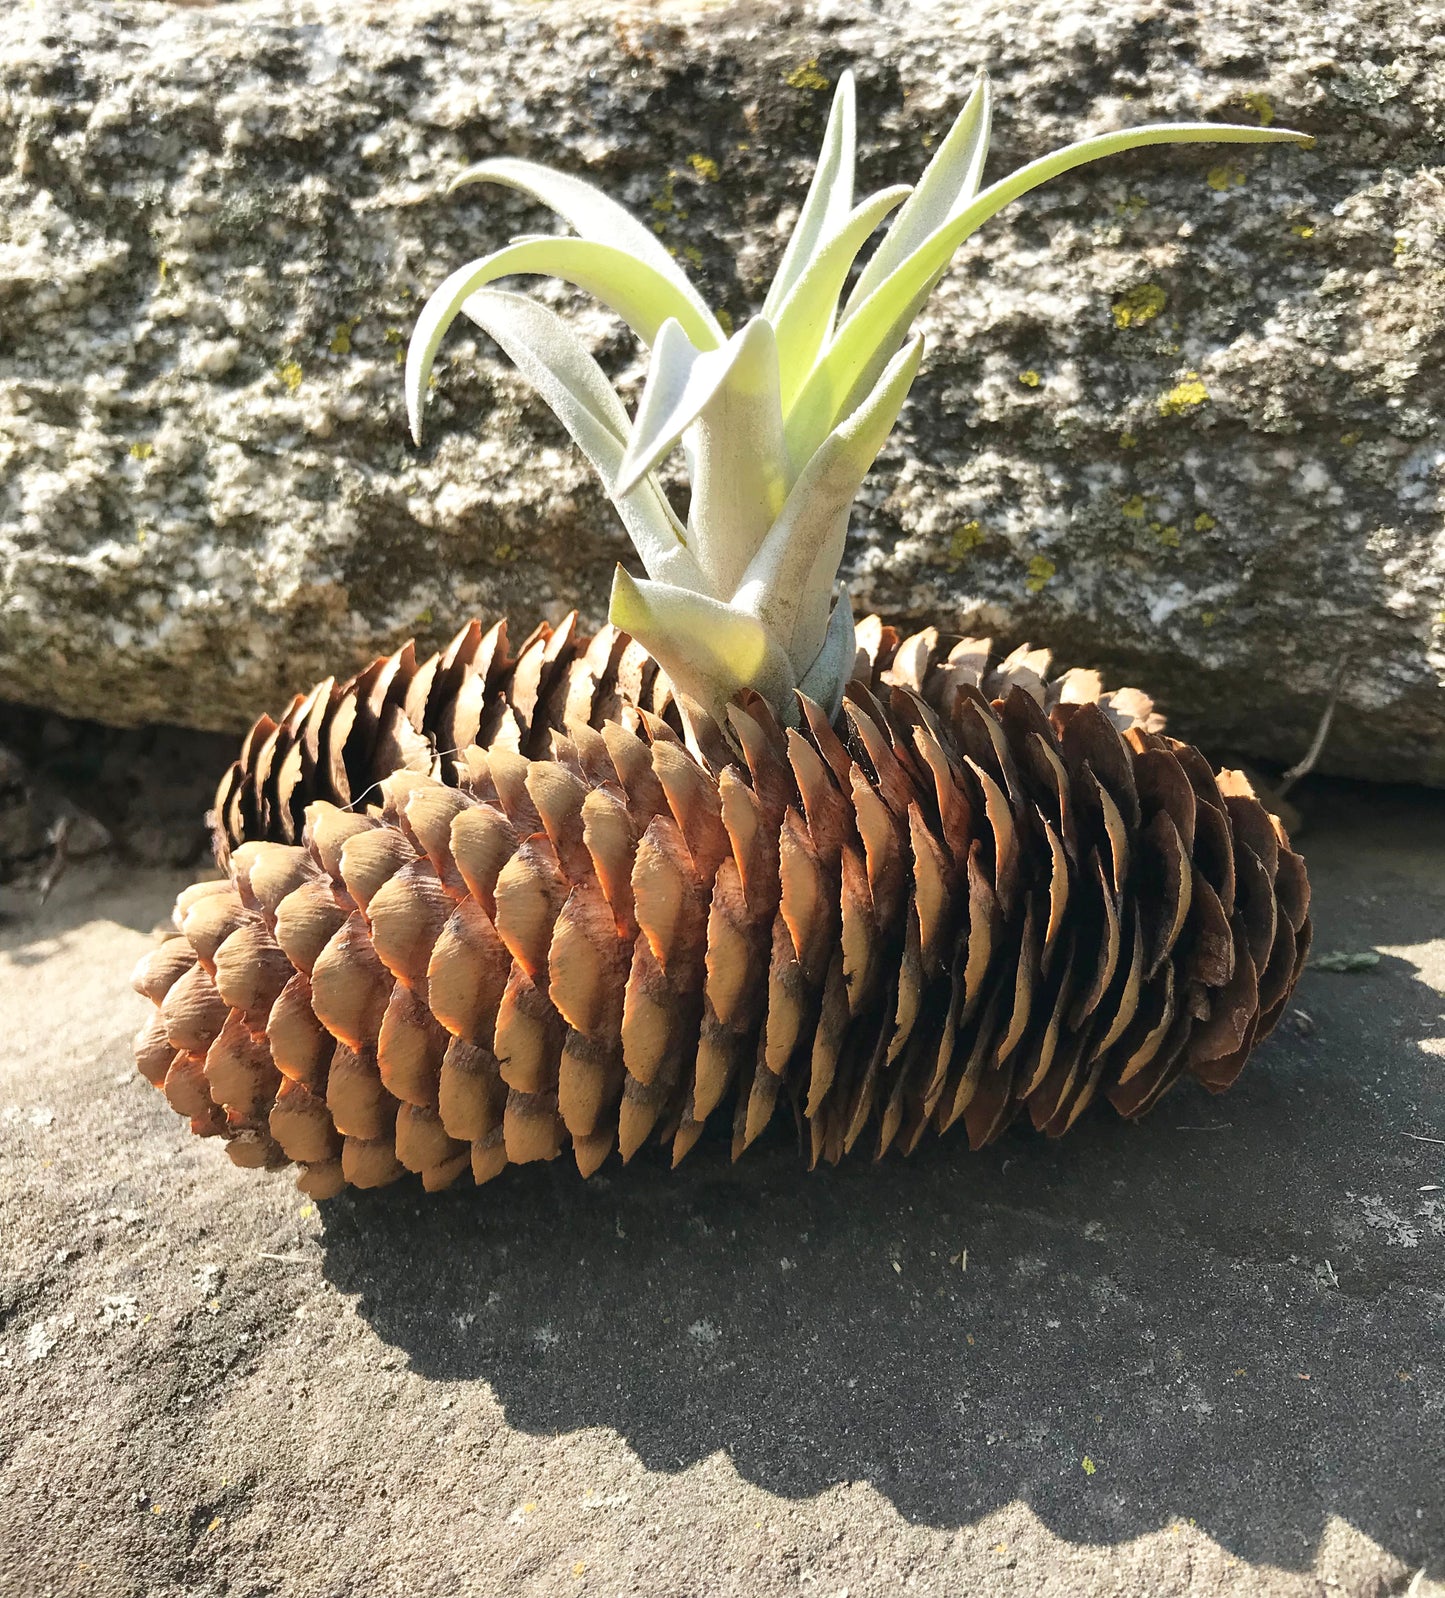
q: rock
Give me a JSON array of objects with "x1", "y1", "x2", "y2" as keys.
[
  {"x1": 1, "y1": 0, "x2": 1441, "y2": 782},
  {"x1": 3, "y1": 784, "x2": 1445, "y2": 1593}
]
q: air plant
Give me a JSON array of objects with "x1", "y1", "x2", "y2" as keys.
[{"x1": 407, "y1": 70, "x2": 1307, "y2": 727}]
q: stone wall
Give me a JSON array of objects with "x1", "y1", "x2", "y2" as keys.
[{"x1": 1, "y1": 0, "x2": 1441, "y2": 780}]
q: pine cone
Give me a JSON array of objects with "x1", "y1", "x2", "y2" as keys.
[
  {"x1": 211, "y1": 613, "x2": 679, "y2": 865},
  {"x1": 134, "y1": 621, "x2": 1309, "y2": 1197}
]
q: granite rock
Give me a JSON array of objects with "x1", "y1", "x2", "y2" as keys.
[{"x1": 1, "y1": 0, "x2": 1442, "y2": 781}]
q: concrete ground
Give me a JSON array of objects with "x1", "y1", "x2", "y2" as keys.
[{"x1": 1, "y1": 779, "x2": 1441, "y2": 1598}]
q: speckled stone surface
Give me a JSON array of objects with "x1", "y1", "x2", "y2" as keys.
[
  {"x1": 2, "y1": 779, "x2": 1443, "y2": 1597},
  {"x1": 1, "y1": 0, "x2": 1442, "y2": 781}
]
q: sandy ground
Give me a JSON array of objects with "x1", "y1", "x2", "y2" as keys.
[{"x1": 1, "y1": 780, "x2": 1441, "y2": 1598}]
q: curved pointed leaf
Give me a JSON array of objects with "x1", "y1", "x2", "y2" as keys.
[
  {"x1": 450, "y1": 156, "x2": 721, "y2": 341},
  {"x1": 616, "y1": 317, "x2": 782, "y2": 497},
  {"x1": 685, "y1": 319, "x2": 791, "y2": 600},
  {"x1": 406, "y1": 237, "x2": 720, "y2": 446},
  {"x1": 613, "y1": 318, "x2": 706, "y2": 495},
  {"x1": 796, "y1": 592, "x2": 858, "y2": 721},
  {"x1": 608, "y1": 567, "x2": 797, "y2": 720},
  {"x1": 788, "y1": 120, "x2": 1311, "y2": 462},
  {"x1": 843, "y1": 73, "x2": 992, "y2": 318},
  {"x1": 771, "y1": 184, "x2": 911, "y2": 411},
  {"x1": 761, "y1": 69, "x2": 857, "y2": 320},
  {"x1": 457, "y1": 291, "x2": 700, "y2": 588},
  {"x1": 736, "y1": 335, "x2": 924, "y2": 669}
]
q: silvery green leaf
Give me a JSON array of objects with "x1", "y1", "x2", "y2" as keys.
[
  {"x1": 795, "y1": 591, "x2": 858, "y2": 721},
  {"x1": 613, "y1": 318, "x2": 706, "y2": 494},
  {"x1": 843, "y1": 73, "x2": 992, "y2": 318},
  {"x1": 788, "y1": 120, "x2": 1311, "y2": 463},
  {"x1": 406, "y1": 237, "x2": 718, "y2": 446},
  {"x1": 619, "y1": 317, "x2": 792, "y2": 600},
  {"x1": 771, "y1": 184, "x2": 911, "y2": 412},
  {"x1": 459, "y1": 291, "x2": 700, "y2": 588},
  {"x1": 761, "y1": 69, "x2": 857, "y2": 320},
  {"x1": 683, "y1": 319, "x2": 791, "y2": 600},
  {"x1": 608, "y1": 567, "x2": 798, "y2": 720},
  {"x1": 450, "y1": 156, "x2": 722, "y2": 343},
  {"x1": 736, "y1": 335, "x2": 923, "y2": 671}
]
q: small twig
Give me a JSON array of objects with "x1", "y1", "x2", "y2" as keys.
[
  {"x1": 37, "y1": 816, "x2": 73, "y2": 904},
  {"x1": 257, "y1": 1251, "x2": 307, "y2": 1263},
  {"x1": 1277, "y1": 657, "x2": 1349, "y2": 798},
  {"x1": 1175, "y1": 1123, "x2": 1231, "y2": 1132},
  {"x1": 1401, "y1": 1132, "x2": 1445, "y2": 1147}
]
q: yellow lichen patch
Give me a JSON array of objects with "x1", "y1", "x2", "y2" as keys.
[
  {"x1": 651, "y1": 172, "x2": 677, "y2": 217},
  {"x1": 1018, "y1": 369, "x2": 1041, "y2": 388},
  {"x1": 1340, "y1": 431, "x2": 1361, "y2": 447},
  {"x1": 786, "y1": 58, "x2": 830, "y2": 92},
  {"x1": 1121, "y1": 495, "x2": 1146, "y2": 520},
  {"x1": 276, "y1": 360, "x2": 304, "y2": 395},
  {"x1": 330, "y1": 319, "x2": 358, "y2": 356},
  {"x1": 1025, "y1": 554, "x2": 1056, "y2": 593},
  {"x1": 1159, "y1": 373, "x2": 1208, "y2": 416},
  {"x1": 1118, "y1": 431, "x2": 1138, "y2": 450},
  {"x1": 128, "y1": 441, "x2": 154, "y2": 461},
  {"x1": 1111, "y1": 284, "x2": 1166, "y2": 329},
  {"x1": 1206, "y1": 165, "x2": 1246, "y2": 192},
  {"x1": 687, "y1": 153, "x2": 720, "y2": 183},
  {"x1": 1114, "y1": 195, "x2": 1148, "y2": 219},
  {"x1": 1193, "y1": 512, "x2": 1216, "y2": 533},
  {"x1": 1082, "y1": 1457, "x2": 1097, "y2": 1476},
  {"x1": 1244, "y1": 91, "x2": 1275, "y2": 127},
  {"x1": 948, "y1": 521, "x2": 984, "y2": 563},
  {"x1": 1291, "y1": 223, "x2": 1316, "y2": 239},
  {"x1": 157, "y1": 259, "x2": 170, "y2": 285},
  {"x1": 1201, "y1": 609, "x2": 1219, "y2": 629},
  {"x1": 682, "y1": 244, "x2": 704, "y2": 267},
  {"x1": 1157, "y1": 524, "x2": 1181, "y2": 549}
]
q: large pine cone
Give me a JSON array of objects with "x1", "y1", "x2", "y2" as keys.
[{"x1": 134, "y1": 618, "x2": 1310, "y2": 1197}]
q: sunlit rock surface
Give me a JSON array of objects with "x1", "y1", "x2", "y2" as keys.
[{"x1": 1, "y1": 0, "x2": 1441, "y2": 780}]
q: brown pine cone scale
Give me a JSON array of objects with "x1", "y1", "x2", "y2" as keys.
[
  {"x1": 211, "y1": 613, "x2": 680, "y2": 864},
  {"x1": 137, "y1": 619, "x2": 1310, "y2": 1197}
]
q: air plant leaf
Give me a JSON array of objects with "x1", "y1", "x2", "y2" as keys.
[
  {"x1": 761, "y1": 70, "x2": 857, "y2": 320},
  {"x1": 411, "y1": 73, "x2": 1310, "y2": 728},
  {"x1": 842, "y1": 73, "x2": 992, "y2": 316},
  {"x1": 735, "y1": 335, "x2": 924, "y2": 671},
  {"x1": 406, "y1": 238, "x2": 718, "y2": 446},
  {"x1": 459, "y1": 290, "x2": 701, "y2": 588},
  {"x1": 796, "y1": 592, "x2": 858, "y2": 721},
  {"x1": 615, "y1": 318, "x2": 772, "y2": 495},
  {"x1": 451, "y1": 156, "x2": 723, "y2": 343},
  {"x1": 786, "y1": 120, "x2": 1311, "y2": 462},
  {"x1": 608, "y1": 566, "x2": 798, "y2": 720},
  {"x1": 680, "y1": 319, "x2": 792, "y2": 600},
  {"x1": 770, "y1": 183, "x2": 912, "y2": 410}
]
